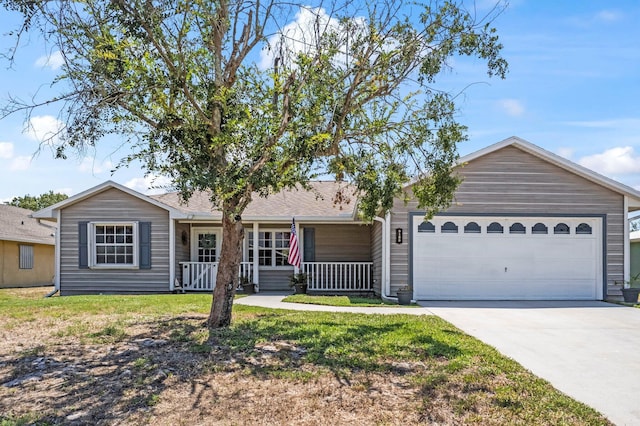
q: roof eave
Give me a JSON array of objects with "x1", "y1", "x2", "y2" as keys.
[
  {"x1": 32, "y1": 180, "x2": 186, "y2": 220},
  {"x1": 178, "y1": 214, "x2": 362, "y2": 223},
  {"x1": 0, "y1": 236, "x2": 55, "y2": 245}
]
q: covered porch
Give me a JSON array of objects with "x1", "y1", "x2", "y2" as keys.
[
  {"x1": 176, "y1": 222, "x2": 375, "y2": 293},
  {"x1": 179, "y1": 260, "x2": 373, "y2": 292}
]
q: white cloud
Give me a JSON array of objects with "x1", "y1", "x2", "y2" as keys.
[
  {"x1": 595, "y1": 10, "x2": 622, "y2": 23},
  {"x1": 260, "y1": 7, "x2": 366, "y2": 70},
  {"x1": 25, "y1": 115, "x2": 65, "y2": 145},
  {"x1": 261, "y1": 7, "x2": 336, "y2": 69},
  {"x1": 10, "y1": 155, "x2": 33, "y2": 171},
  {"x1": 35, "y1": 50, "x2": 65, "y2": 70},
  {"x1": 564, "y1": 118, "x2": 640, "y2": 129},
  {"x1": 567, "y1": 9, "x2": 624, "y2": 28},
  {"x1": 125, "y1": 175, "x2": 172, "y2": 195},
  {"x1": 54, "y1": 187, "x2": 73, "y2": 196},
  {"x1": 77, "y1": 157, "x2": 113, "y2": 174},
  {"x1": 556, "y1": 147, "x2": 574, "y2": 160},
  {"x1": 578, "y1": 146, "x2": 640, "y2": 175},
  {"x1": 0, "y1": 142, "x2": 14, "y2": 159},
  {"x1": 497, "y1": 99, "x2": 525, "y2": 117}
]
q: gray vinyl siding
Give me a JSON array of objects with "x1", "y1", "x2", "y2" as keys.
[
  {"x1": 59, "y1": 188, "x2": 171, "y2": 295},
  {"x1": 390, "y1": 145, "x2": 624, "y2": 299},
  {"x1": 311, "y1": 224, "x2": 372, "y2": 262},
  {"x1": 371, "y1": 221, "x2": 382, "y2": 295},
  {"x1": 258, "y1": 268, "x2": 292, "y2": 291},
  {"x1": 175, "y1": 222, "x2": 191, "y2": 285}
]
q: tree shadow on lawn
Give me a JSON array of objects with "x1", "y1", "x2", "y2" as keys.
[{"x1": 0, "y1": 312, "x2": 462, "y2": 425}]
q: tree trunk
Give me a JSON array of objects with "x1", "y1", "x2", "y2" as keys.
[{"x1": 207, "y1": 210, "x2": 244, "y2": 328}]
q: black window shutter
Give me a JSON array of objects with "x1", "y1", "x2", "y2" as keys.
[
  {"x1": 303, "y1": 227, "x2": 315, "y2": 262},
  {"x1": 139, "y1": 222, "x2": 152, "y2": 269},
  {"x1": 78, "y1": 221, "x2": 89, "y2": 269}
]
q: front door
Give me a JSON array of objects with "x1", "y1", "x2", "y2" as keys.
[{"x1": 188, "y1": 228, "x2": 221, "y2": 290}]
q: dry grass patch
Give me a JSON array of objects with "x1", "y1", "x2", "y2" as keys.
[{"x1": 0, "y1": 288, "x2": 611, "y2": 425}]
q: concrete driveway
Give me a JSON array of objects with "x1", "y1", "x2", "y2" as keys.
[{"x1": 418, "y1": 301, "x2": 640, "y2": 426}]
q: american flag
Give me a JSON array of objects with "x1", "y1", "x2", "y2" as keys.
[{"x1": 288, "y1": 218, "x2": 301, "y2": 269}]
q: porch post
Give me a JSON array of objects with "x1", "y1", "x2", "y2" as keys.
[
  {"x1": 169, "y1": 216, "x2": 175, "y2": 291},
  {"x1": 252, "y1": 222, "x2": 260, "y2": 290}
]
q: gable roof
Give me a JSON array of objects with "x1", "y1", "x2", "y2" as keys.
[
  {"x1": 0, "y1": 205, "x2": 55, "y2": 245},
  {"x1": 32, "y1": 180, "x2": 186, "y2": 220},
  {"x1": 150, "y1": 181, "x2": 358, "y2": 222},
  {"x1": 33, "y1": 180, "x2": 359, "y2": 222},
  {"x1": 453, "y1": 136, "x2": 640, "y2": 209}
]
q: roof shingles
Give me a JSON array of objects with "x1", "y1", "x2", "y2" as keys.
[
  {"x1": 0, "y1": 205, "x2": 55, "y2": 245},
  {"x1": 150, "y1": 181, "x2": 358, "y2": 219}
]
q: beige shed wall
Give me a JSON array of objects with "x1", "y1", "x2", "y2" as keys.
[{"x1": 0, "y1": 240, "x2": 55, "y2": 288}]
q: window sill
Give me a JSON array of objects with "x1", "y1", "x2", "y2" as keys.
[{"x1": 89, "y1": 265, "x2": 140, "y2": 270}]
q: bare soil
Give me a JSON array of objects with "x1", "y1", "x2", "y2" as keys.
[
  {"x1": 1, "y1": 314, "x2": 431, "y2": 425},
  {"x1": 0, "y1": 288, "x2": 610, "y2": 425}
]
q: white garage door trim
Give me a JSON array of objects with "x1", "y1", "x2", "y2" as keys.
[{"x1": 410, "y1": 213, "x2": 605, "y2": 301}]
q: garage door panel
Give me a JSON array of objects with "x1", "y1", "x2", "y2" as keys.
[{"x1": 412, "y1": 216, "x2": 602, "y2": 300}]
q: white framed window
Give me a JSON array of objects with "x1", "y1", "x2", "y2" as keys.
[
  {"x1": 247, "y1": 230, "x2": 291, "y2": 267},
  {"x1": 19, "y1": 245, "x2": 34, "y2": 269},
  {"x1": 89, "y1": 222, "x2": 139, "y2": 268}
]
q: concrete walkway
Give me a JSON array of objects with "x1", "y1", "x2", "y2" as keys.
[
  {"x1": 234, "y1": 292, "x2": 431, "y2": 315},
  {"x1": 236, "y1": 294, "x2": 640, "y2": 425}
]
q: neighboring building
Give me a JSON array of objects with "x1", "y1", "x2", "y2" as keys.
[
  {"x1": 33, "y1": 137, "x2": 640, "y2": 300},
  {"x1": 0, "y1": 205, "x2": 56, "y2": 288},
  {"x1": 630, "y1": 230, "x2": 640, "y2": 280}
]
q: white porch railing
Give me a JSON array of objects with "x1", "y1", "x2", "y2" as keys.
[
  {"x1": 180, "y1": 262, "x2": 254, "y2": 292},
  {"x1": 303, "y1": 262, "x2": 373, "y2": 292}
]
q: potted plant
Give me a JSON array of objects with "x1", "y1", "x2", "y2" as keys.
[
  {"x1": 621, "y1": 274, "x2": 640, "y2": 303},
  {"x1": 289, "y1": 272, "x2": 308, "y2": 294},
  {"x1": 396, "y1": 285, "x2": 413, "y2": 305},
  {"x1": 239, "y1": 275, "x2": 255, "y2": 294}
]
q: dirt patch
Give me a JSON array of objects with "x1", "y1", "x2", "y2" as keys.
[
  {"x1": 0, "y1": 290, "x2": 611, "y2": 425},
  {"x1": 0, "y1": 315, "x2": 426, "y2": 425}
]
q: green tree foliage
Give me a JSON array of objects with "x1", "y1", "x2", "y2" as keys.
[
  {"x1": 8, "y1": 191, "x2": 69, "y2": 211},
  {"x1": 2, "y1": 0, "x2": 508, "y2": 327}
]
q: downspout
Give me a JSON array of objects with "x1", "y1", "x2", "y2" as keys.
[
  {"x1": 45, "y1": 288, "x2": 59, "y2": 298},
  {"x1": 624, "y1": 196, "x2": 630, "y2": 284},
  {"x1": 373, "y1": 216, "x2": 386, "y2": 298},
  {"x1": 385, "y1": 211, "x2": 391, "y2": 299},
  {"x1": 374, "y1": 212, "x2": 393, "y2": 300},
  {"x1": 54, "y1": 210, "x2": 61, "y2": 292}
]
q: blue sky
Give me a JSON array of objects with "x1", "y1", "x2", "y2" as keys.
[{"x1": 0, "y1": 0, "x2": 639, "y2": 203}]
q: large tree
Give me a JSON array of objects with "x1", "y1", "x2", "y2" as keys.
[
  {"x1": 8, "y1": 191, "x2": 69, "y2": 211},
  {"x1": 2, "y1": 0, "x2": 507, "y2": 327}
]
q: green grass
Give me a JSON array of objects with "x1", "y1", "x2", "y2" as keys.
[
  {"x1": 281, "y1": 294, "x2": 416, "y2": 307},
  {"x1": 0, "y1": 287, "x2": 610, "y2": 425},
  {"x1": 0, "y1": 291, "x2": 213, "y2": 319}
]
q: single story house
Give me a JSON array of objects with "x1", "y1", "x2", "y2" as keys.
[
  {"x1": 34, "y1": 136, "x2": 640, "y2": 301},
  {"x1": 0, "y1": 205, "x2": 56, "y2": 288}
]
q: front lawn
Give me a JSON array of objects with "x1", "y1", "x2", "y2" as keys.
[
  {"x1": 0, "y1": 287, "x2": 610, "y2": 425},
  {"x1": 282, "y1": 294, "x2": 413, "y2": 307}
]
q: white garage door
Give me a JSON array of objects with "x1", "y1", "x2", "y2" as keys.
[{"x1": 412, "y1": 216, "x2": 603, "y2": 300}]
